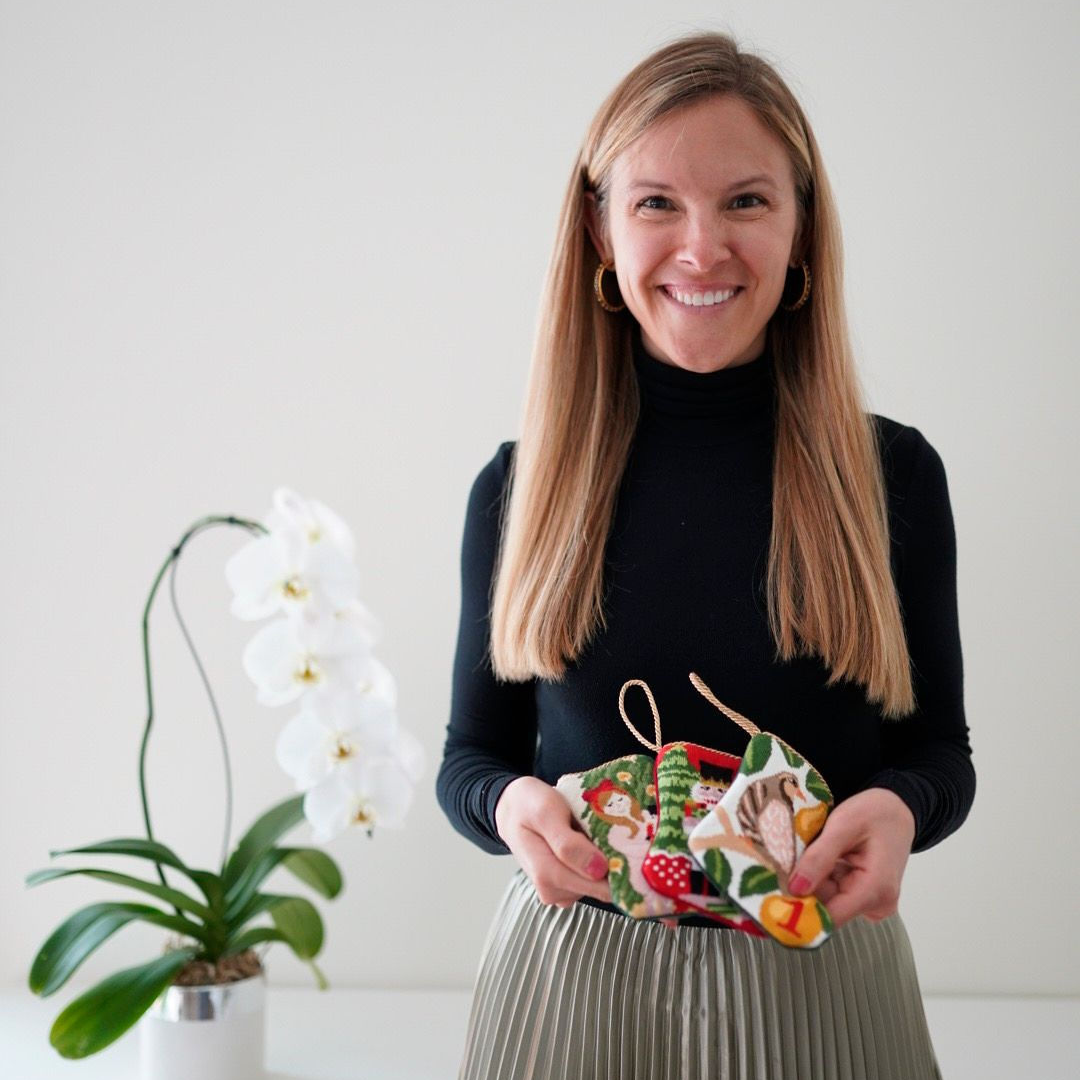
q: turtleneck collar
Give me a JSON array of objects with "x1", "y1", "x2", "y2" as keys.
[{"x1": 631, "y1": 326, "x2": 776, "y2": 441}]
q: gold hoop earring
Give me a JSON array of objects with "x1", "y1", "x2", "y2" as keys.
[
  {"x1": 786, "y1": 261, "x2": 812, "y2": 313},
  {"x1": 594, "y1": 262, "x2": 626, "y2": 312},
  {"x1": 780, "y1": 261, "x2": 811, "y2": 312}
]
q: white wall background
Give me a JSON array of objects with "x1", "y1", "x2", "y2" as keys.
[{"x1": 2, "y1": 0, "x2": 1077, "y2": 1001}]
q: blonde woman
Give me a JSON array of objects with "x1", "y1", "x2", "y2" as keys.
[{"x1": 437, "y1": 30, "x2": 974, "y2": 1080}]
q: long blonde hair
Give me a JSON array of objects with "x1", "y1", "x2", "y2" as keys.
[{"x1": 489, "y1": 31, "x2": 915, "y2": 719}]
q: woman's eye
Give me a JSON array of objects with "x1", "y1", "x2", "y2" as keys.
[
  {"x1": 637, "y1": 195, "x2": 672, "y2": 211},
  {"x1": 732, "y1": 193, "x2": 765, "y2": 210}
]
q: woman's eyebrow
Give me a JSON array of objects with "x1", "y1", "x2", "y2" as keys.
[{"x1": 626, "y1": 174, "x2": 779, "y2": 192}]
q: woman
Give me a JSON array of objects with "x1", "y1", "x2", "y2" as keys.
[{"x1": 437, "y1": 30, "x2": 974, "y2": 1080}]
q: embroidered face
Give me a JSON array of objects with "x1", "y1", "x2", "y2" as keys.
[
  {"x1": 584, "y1": 94, "x2": 801, "y2": 373},
  {"x1": 690, "y1": 779, "x2": 727, "y2": 808},
  {"x1": 585, "y1": 783, "x2": 647, "y2": 837},
  {"x1": 603, "y1": 791, "x2": 632, "y2": 818}
]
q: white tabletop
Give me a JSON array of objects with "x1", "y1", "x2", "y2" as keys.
[
  {"x1": 2, "y1": 987, "x2": 473, "y2": 1080},
  {"x1": 3, "y1": 987, "x2": 1077, "y2": 1079}
]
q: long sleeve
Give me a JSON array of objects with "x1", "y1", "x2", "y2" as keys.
[
  {"x1": 862, "y1": 429, "x2": 976, "y2": 852},
  {"x1": 435, "y1": 441, "x2": 538, "y2": 855}
]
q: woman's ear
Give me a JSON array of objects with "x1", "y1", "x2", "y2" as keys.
[{"x1": 583, "y1": 191, "x2": 611, "y2": 264}]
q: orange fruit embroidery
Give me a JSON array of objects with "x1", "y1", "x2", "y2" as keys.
[
  {"x1": 759, "y1": 893, "x2": 825, "y2": 947},
  {"x1": 794, "y1": 803, "x2": 827, "y2": 844}
]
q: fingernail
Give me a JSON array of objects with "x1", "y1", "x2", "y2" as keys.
[
  {"x1": 588, "y1": 854, "x2": 608, "y2": 880},
  {"x1": 789, "y1": 874, "x2": 812, "y2": 895}
]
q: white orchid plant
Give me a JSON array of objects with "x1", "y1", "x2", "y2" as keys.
[{"x1": 26, "y1": 489, "x2": 422, "y2": 1059}]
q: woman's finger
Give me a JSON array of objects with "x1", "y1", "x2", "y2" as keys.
[
  {"x1": 822, "y1": 860, "x2": 901, "y2": 928},
  {"x1": 513, "y1": 824, "x2": 611, "y2": 906},
  {"x1": 789, "y1": 812, "x2": 862, "y2": 897},
  {"x1": 546, "y1": 818, "x2": 610, "y2": 881}
]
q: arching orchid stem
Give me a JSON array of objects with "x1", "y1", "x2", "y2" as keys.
[{"x1": 138, "y1": 515, "x2": 269, "y2": 892}]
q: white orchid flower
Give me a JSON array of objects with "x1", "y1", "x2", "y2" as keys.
[
  {"x1": 332, "y1": 597, "x2": 383, "y2": 650},
  {"x1": 225, "y1": 492, "x2": 360, "y2": 623},
  {"x1": 276, "y1": 693, "x2": 399, "y2": 790},
  {"x1": 241, "y1": 614, "x2": 393, "y2": 707},
  {"x1": 287, "y1": 593, "x2": 382, "y2": 655},
  {"x1": 303, "y1": 756, "x2": 416, "y2": 841},
  {"x1": 277, "y1": 692, "x2": 424, "y2": 790},
  {"x1": 266, "y1": 487, "x2": 356, "y2": 562},
  {"x1": 230, "y1": 487, "x2": 420, "y2": 834}
]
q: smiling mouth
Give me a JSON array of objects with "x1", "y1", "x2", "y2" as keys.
[{"x1": 661, "y1": 284, "x2": 742, "y2": 309}]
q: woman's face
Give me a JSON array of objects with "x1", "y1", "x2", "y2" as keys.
[
  {"x1": 603, "y1": 791, "x2": 631, "y2": 817},
  {"x1": 585, "y1": 94, "x2": 802, "y2": 372}
]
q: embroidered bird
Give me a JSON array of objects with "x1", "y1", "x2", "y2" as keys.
[{"x1": 735, "y1": 772, "x2": 805, "y2": 884}]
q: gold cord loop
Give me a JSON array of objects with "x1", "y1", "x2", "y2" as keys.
[
  {"x1": 687, "y1": 672, "x2": 761, "y2": 738},
  {"x1": 618, "y1": 678, "x2": 663, "y2": 751}
]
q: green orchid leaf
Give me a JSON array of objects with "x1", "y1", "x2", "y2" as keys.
[
  {"x1": 26, "y1": 868, "x2": 213, "y2": 923},
  {"x1": 222, "y1": 795, "x2": 304, "y2": 891},
  {"x1": 225, "y1": 845, "x2": 343, "y2": 923},
  {"x1": 30, "y1": 902, "x2": 209, "y2": 997},
  {"x1": 187, "y1": 869, "x2": 226, "y2": 915},
  {"x1": 306, "y1": 958, "x2": 329, "y2": 990},
  {"x1": 223, "y1": 926, "x2": 287, "y2": 954},
  {"x1": 225, "y1": 894, "x2": 323, "y2": 959},
  {"x1": 227, "y1": 889, "x2": 316, "y2": 936},
  {"x1": 281, "y1": 848, "x2": 343, "y2": 900},
  {"x1": 227, "y1": 890, "x2": 284, "y2": 931},
  {"x1": 47, "y1": 839, "x2": 225, "y2": 910},
  {"x1": 223, "y1": 847, "x2": 294, "y2": 918},
  {"x1": 50, "y1": 839, "x2": 192, "y2": 876},
  {"x1": 222, "y1": 926, "x2": 328, "y2": 989},
  {"x1": 49, "y1": 947, "x2": 199, "y2": 1059},
  {"x1": 269, "y1": 895, "x2": 323, "y2": 960}
]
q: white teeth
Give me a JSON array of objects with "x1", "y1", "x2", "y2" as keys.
[{"x1": 668, "y1": 286, "x2": 737, "y2": 307}]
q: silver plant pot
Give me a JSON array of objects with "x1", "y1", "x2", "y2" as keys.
[{"x1": 138, "y1": 972, "x2": 266, "y2": 1080}]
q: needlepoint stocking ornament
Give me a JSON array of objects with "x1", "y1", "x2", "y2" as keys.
[
  {"x1": 556, "y1": 673, "x2": 835, "y2": 948},
  {"x1": 685, "y1": 673, "x2": 835, "y2": 949}
]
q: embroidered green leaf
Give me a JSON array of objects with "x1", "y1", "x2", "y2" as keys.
[
  {"x1": 739, "y1": 865, "x2": 778, "y2": 897},
  {"x1": 609, "y1": 862, "x2": 642, "y2": 914},
  {"x1": 816, "y1": 899, "x2": 834, "y2": 934},
  {"x1": 703, "y1": 896, "x2": 743, "y2": 918},
  {"x1": 741, "y1": 735, "x2": 772, "y2": 775},
  {"x1": 702, "y1": 849, "x2": 732, "y2": 892},
  {"x1": 805, "y1": 768, "x2": 832, "y2": 804},
  {"x1": 778, "y1": 742, "x2": 805, "y2": 770}
]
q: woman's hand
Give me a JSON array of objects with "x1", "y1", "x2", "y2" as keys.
[
  {"x1": 495, "y1": 776, "x2": 613, "y2": 908},
  {"x1": 787, "y1": 788, "x2": 916, "y2": 928}
]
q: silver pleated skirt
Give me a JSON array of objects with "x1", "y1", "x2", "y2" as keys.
[{"x1": 459, "y1": 870, "x2": 942, "y2": 1080}]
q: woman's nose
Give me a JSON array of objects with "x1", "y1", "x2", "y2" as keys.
[{"x1": 677, "y1": 214, "x2": 733, "y2": 269}]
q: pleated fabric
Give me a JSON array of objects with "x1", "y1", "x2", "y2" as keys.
[{"x1": 459, "y1": 870, "x2": 942, "y2": 1080}]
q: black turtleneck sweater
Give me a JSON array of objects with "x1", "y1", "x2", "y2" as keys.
[{"x1": 437, "y1": 333, "x2": 975, "y2": 923}]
